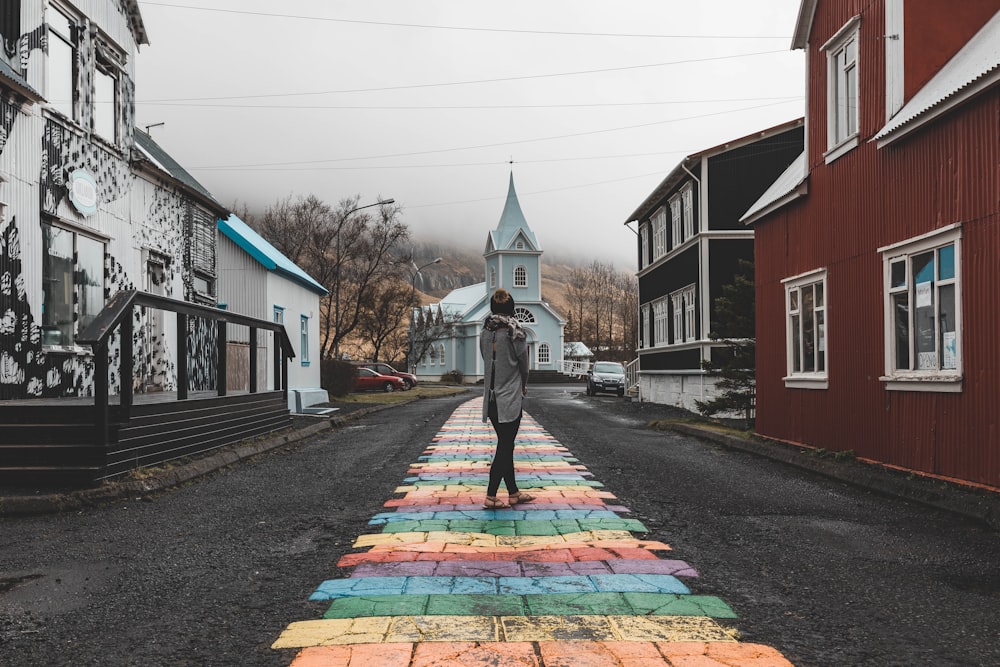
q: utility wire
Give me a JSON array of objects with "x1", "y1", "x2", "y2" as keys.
[
  {"x1": 190, "y1": 100, "x2": 800, "y2": 170},
  {"x1": 138, "y1": 2, "x2": 791, "y2": 40},
  {"x1": 139, "y1": 50, "x2": 790, "y2": 102},
  {"x1": 139, "y1": 95, "x2": 802, "y2": 111}
]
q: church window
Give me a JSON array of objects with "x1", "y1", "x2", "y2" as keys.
[
  {"x1": 489, "y1": 266, "x2": 496, "y2": 288},
  {"x1": 513, "y1": 307, "x2": 535, "y2": 323},
  {"x1": 514, "y1": 265, "x2": 527, "y2": 287},
  {"x1": 538, "y1": 343, "x2": 551, "y2": 364},
  {"x1": 516, "y1": 240, "x2": 525, "y2": 250},
  {"x1": 438, "y1": 343, "x2": 446, "y2": 366}
]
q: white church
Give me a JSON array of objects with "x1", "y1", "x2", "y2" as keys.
[{"x1": 413, "y1": 174, "x2": 566, "y2": 383}]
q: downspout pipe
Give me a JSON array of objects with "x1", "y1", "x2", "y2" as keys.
[{"x1": 680, "y1": 160, "x2": 708, "y2": 405}]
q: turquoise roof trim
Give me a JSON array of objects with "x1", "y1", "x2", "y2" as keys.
[{"x1": 218, "y1": 214, "x2": 328, "y2": 296}]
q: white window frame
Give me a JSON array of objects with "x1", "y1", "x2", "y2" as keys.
[
  {"x1": 438, "y1": 343, "x2": 446, "y2": 366},
  {"x1": 640, "y1": 303, "x2": 651, "y2": 348},
  {"x1": 671, "y1": 292, "x2": 684, "y2": 343},
  {"x1": 537, "y1": 342, "x2": 551, "y2": 365},
  {"x1": 879, "y1": 225, "x2": 962, "y2": 392},
  {"x1": 682, "y1": 184, "x2": 695, "y2": 240},
  {"x1": 683, "y1": 285, "x2": 696, "y2": 342},
  {"x1": 299, "y1": 315, "x2": 310, "y2": 366},
  {"x1": 652, "y1": 297, "x2": 669, "y2": 346},
  {"x1": 669, "y1": 196, "x2": 683, "y2": 248},
  {"x1": 640, "y1": 224, "x2": 649, "y2": 269},
  {"x1": 782, "y1": 268, "x2": 828, "y2": 389},
  {"x1": 489, "y1": 266, "x2": 496, "y2": 288},
  {"x1": 823, "y1": 16, "x2": 861, "y2": 162},
  {"x1": 513, "y1": 265, "x2": 527, "y2": 287},
  {"x1": 668, "y1": 284, "x2": 697, "y2": 343},
  {"x1": 93, "y1": 54, "x2": 121, "y2": 144},
  {"x1": 651, "y1": 208, "x2": 666, "y2": 259}
]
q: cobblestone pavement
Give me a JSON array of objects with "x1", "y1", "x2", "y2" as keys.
[{"x1": 271, "y1": 397, "x2": 793, "y2": 666}]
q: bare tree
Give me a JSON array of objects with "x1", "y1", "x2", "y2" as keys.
[
  {"x1": 356, "y1": 275, "x2": 414, "y2": 363},
  {"x1": 243, "y1": 195, "x2": 410, "y2": 360},
  {"x1": 561, "y1": 260, "x2": 637, "y2": 363}
]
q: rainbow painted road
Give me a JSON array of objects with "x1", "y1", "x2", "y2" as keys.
[{"x1": 272, "y1": 398, "x2": 794, "y2": 666}]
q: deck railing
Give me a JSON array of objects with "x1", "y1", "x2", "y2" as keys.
[
  {"x1": 625, "y1": 358, "x2": 640, "y2": 399},
  {"x1": 557, "y1": 359, "x2": 591, "y2": 377},
  {"x1": 77, "y1": 290, "x2": 295, "y2": 446}
]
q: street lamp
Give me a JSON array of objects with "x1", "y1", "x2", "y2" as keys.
[
  {"x1": 407, "y1": 257, "x2": 442, "y2": 372},
  {"x1": 332, "y1": 198, "x2": 395, "y2": 360}
]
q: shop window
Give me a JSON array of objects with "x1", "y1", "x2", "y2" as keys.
[
  {"x1": 881, "y1": 226, "x2": 962, "y2": 392},
  {"x1": 41, "y1": 221, "x2": 104, "y2": 347}
]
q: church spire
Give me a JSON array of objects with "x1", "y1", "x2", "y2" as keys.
[{"x1": 490, "y1": 172, "x2": 539, "y2": 251}]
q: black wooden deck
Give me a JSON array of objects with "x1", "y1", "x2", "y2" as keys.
[{"x1": 0, "y1": 390, "x2": 292, "y2": 487}]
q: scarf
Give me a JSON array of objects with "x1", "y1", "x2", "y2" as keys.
[{"x1": 485, "y1": 313, "x2": 527, "y2": 340}]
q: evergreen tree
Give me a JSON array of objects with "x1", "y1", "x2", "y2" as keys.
[{"x1": 695, "y1": 259, "x2": 756, "y2": 428}]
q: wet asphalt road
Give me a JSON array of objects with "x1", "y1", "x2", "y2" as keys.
[{"x1": 1, "y1": 385, "x2": 999, "y2": 666}]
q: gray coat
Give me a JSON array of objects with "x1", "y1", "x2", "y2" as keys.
[{"x1": 480, "y1": 323, "x2": 529, "y2": 423}]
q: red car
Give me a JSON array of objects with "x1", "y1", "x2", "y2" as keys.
[
  {"x1": 357, "y1": 362, "x2": 418, "y2": 390},
  {"x1": 353, "y1": 367, "x2": 406, "y2": 393}
]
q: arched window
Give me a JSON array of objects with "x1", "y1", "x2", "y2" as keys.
[
  {"x1": 516, "y1": 240, "x2": 525, "y2": 250},
  {"x1": 538, "y1": 342, "x2": 551, "y2": 364},
  {"x1": 514, "y1": 265, "x2": 527, "y2": 287},
  {"x1": 513, "y1": 307, "x2": 535, "y2": 323},
  {"x1": 489, "y1": 266, "x2": 496, "y2": 288},
  {"x1": 438, "y1": 343, "x2": 446, "y2": 365},
  {"x1": 428, "y1": 346, "x2": 437, "y2": 365}
]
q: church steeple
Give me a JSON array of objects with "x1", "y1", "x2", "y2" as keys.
[{"x1": 487, "y1": 172, "x2": 539, "y2": 254}]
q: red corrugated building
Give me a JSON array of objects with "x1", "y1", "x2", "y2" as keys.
[{"x1": 742, "y1": 0, "x2": 1000, "y2": 489}]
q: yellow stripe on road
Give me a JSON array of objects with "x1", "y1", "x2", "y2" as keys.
[{"x1": 272, "y1": 614, "x2": 735, "y2": 648}]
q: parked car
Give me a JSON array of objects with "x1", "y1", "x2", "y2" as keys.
[
  {"x1": 586, "y1": 361, "x2": 626, "y2": 397},
  {"x1": 357, "y1": 362, "x2": 418, "y2": 390},
  {"x1": 354, "y1": 367, "x2": 406, "y2": 393}
]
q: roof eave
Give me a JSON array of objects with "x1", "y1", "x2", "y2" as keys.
[
  {"x1": 875, "y1": 69, "x2": 1000, "y2": 148},
  {"x1": 131, "y1": 156, "x2": 228, "y2": 216},
  {"x1": 741, "y1": 181, "x2": 809, "y2": 226},
  {"x1": 624, "y1": 117, "x2": 805, "y2": 224},
  {"x1": 791, "y1": 0, "x2": 817, "y2": 50}
]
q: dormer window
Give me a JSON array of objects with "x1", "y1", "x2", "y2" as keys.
[{"x1": 823, "y1": 16, "x2": 861, "y2": 161}]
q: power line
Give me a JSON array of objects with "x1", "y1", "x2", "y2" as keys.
[
  {"x1": 138, "y1": 50, "x2": 790, "y2": 102},
  {"x1": 138, "y1": 95, "x2": 802, "y2": 111},
  {"x1": 189, "y1": 151, "x2": 686, "y2": 173},
  {"x1": 138, "y1": 2, "x2": 792, "y2": 40},
  {"x1": 407, "y1": 170, "x2": 672, "y2": 210},
  {"x1": 189, "y1": 100, "x2": 800, "y2": 170}
]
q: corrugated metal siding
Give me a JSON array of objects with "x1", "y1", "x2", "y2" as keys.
[
  {"x1": 756, "y1": 71, "x2": 1000, "y2": 488},
  {"x1": 217, "y1": 233, "x2": 268, "y2": 343}
]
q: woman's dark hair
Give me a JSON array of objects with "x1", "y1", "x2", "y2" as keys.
[{"x1": 490, "y1": 288, "x2": 515, "y2": 315}]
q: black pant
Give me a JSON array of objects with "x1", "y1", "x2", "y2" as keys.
[{"x1": 487, "y1": 413, "x2": 521, "y2": 496}]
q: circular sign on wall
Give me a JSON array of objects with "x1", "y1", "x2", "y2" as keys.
[{"x1": 68, "y1": 168, "x2": 98, "y2": 216}]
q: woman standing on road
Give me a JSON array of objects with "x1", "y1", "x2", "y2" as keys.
[{"x1": 480, "y1": 288, "x2": 535, "y2": 509}]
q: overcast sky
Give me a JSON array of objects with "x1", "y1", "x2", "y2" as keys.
[{"x1": 134, "y1": 1, "x2": 805, "y2": 269}]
